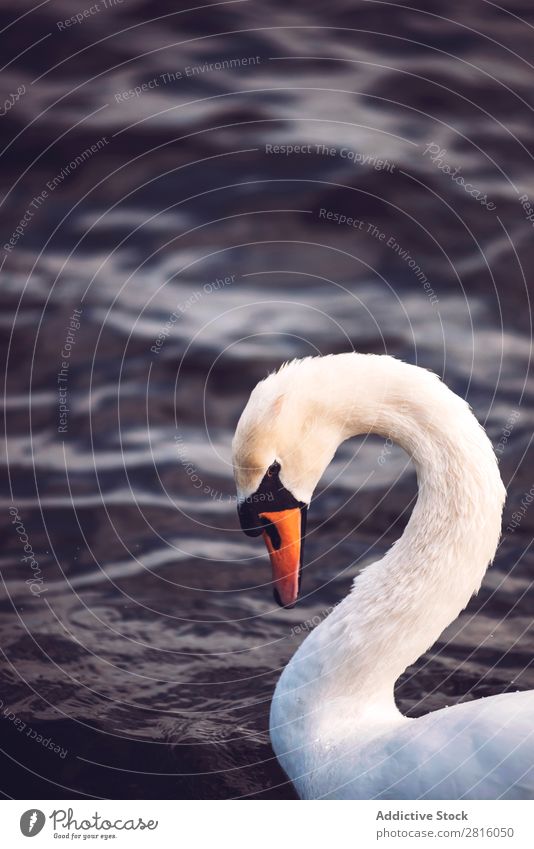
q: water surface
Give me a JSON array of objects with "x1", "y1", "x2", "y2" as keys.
[{"x1": 1, "y1": 0, "x2": 533, "y2": 799}]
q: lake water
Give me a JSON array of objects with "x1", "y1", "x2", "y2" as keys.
[{"x1": 1, "y1": 0, "x2": 533, "y2": 799}]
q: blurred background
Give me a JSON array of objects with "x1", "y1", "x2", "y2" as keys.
[{"x1": 0, "y1": 0, "x2": 533, "y2": 799}]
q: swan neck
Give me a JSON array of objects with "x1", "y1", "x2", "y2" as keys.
[
  {"x1": 269, "y1": 357, "x2": 505, "y2": 788},
  {"x1": 287, "y1": 356, "x2": 505, "y2": 702}
]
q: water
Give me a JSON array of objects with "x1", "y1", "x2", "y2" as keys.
[{"x1": 1, "y1": 0, "x2": 533, "y2": 799}]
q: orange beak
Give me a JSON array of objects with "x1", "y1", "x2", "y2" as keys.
[{"x1": 259, "y1": 508, "x2": 303, "y2": 608}]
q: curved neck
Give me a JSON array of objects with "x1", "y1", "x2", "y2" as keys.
[{"x1": 272, "y1": 356, "x2": 505, "y2": 751}]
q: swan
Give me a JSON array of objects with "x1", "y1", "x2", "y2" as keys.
[{"x1": 232, "y1": 353, "x2": 534, "y2": 800}]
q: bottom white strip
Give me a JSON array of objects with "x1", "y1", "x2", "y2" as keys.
[{"x1": 3, "y1": 799, "x2": 533, "y2": 848}]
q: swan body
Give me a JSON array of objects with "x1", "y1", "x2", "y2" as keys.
[{"x1": 232, "y1": 353, "x2": 534, "y2": 799}]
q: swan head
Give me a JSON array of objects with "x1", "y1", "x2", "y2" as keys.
[{"x1": 232, "y1": 359, "x2": 341, "y2": 608}]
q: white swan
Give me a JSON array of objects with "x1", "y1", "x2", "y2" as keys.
[{"x1": 232, "y1": 353, "x2": 534, "y2": 800}]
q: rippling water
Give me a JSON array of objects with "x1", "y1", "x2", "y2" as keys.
[{"x1": 1, "y1": 0, "x2": 534, "y2": 799}]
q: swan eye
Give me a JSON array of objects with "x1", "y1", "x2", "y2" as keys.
[{"x1": 266, "y1": 461, "x2": 280, "y2": 478}]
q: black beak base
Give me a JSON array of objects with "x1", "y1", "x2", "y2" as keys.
[
  {"x1": 237, "y1": 463, "x2": 308, "y2": 606},
  {"x1": 237, "y1": 462, "x2": 307, "y2": 536}
]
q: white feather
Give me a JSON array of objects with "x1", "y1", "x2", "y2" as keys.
[{"x1": 233, "y1": 353, "x2": 534, "y2": 799}]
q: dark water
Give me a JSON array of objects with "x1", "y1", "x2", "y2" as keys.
[{"x1": 1, "y1": 0, "x2": 534, "y2": 799}]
